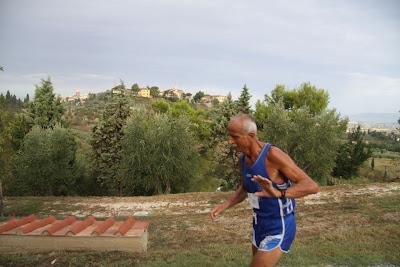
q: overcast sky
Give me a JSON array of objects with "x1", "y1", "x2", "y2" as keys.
[{"x1": 0, "y1": 0, "x2": 399, "y2": 115}]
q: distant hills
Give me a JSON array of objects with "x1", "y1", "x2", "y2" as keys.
[{"x1": 349, "y1": 113, "x2": 399, "y2": 123}]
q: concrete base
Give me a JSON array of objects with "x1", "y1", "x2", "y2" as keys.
[{"x1": 0, "y1": 231, "x2": 148, "y2": 253}]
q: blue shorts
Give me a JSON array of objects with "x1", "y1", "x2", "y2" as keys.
[{"x1": 252, "y1": 212, "x2": 296, "y2": 253}]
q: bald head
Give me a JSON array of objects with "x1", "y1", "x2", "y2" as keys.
[{"x1": 228, "y1": 114, "x2": 257, "y2": 136}]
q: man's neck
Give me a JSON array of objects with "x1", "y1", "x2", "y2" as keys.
[{"x1": 245, "y1": 140, "x2": 264, "y2": 163}]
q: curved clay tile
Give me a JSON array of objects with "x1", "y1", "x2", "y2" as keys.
[
  {"x1": 115, "y1": 216, "x2": 135, "y2": 236},
  {"x1": 67, "y1": 216, "x2": 95, "y2": 236},
  {"x1": 0, "y1": 214, "x2": 37, "y2": 233},
  {"x1": 42, "y1": 215, "x2": 77, "y2": 235},
  {"x1": 19, "y1": 216, "x2": 56, "y2": 234},
  {"x1": 91, "y1": 217, "x2": 115, "y2": 236}
]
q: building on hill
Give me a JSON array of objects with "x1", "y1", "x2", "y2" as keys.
[
  {"x1": 162, "y1": 87, "x2": 185, "y2": 100},
  {"x1": 200, "y1": 94, "x2": 227, "y2": 107},
  {"x1": 138, "y1": 88, "x2": 151, "y2": 98},
  {"x1": 65, "y1": 89, "x2": 89, "y2": 103}
]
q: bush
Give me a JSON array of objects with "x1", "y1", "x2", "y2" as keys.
[
  {"x1": 255, "y1": 102, "x2": 347, "y2": 185},
  {"x1": 119, "y1": 112, "x2": 200, "y2": 195},
  {"x1": 10, "y1": 125, "x2": 82, "y2": 196}
]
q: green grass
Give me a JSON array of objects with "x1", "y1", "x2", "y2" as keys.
[
  {"x1": 1, "y1": 185, "x2": 399, "y2": 266},
  {"x1": 372, "y1": 150, "x2": 400, "y2": 159}
]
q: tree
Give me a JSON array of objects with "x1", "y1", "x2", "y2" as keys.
[
  {"x1": 151, "y1": 99, "x2": 170, "y2": 114},
  {"x1": 24, "y1": 94, "x2": 30, "y2": 105},
  {"x1": 236, "y1": 84, "x2": 252, "y2": 114},
  {"x1": 255, "y1": 93, "x2": 347, "y2": 185},
  {"x1": 131, "y1": 83, "x2": 140, "y2": 95},
  {"x1": 119, "y1": 112, "x2": 199, "y2": 195},
  {"x1": 28, "y1": 78, "x2": 65, "y2": 129},
  {"x1": 333, "y1": 125, "x2": 371, "y2": 178},
  {"x1": 11, "y1": 126, "x2": 81, "y2": 196},
  {"x1": 0, "y1": 111, "x2": 15, "y2": 200},
  {"x1": 211, "y1": 98, "x2": 220, "y2": 108},
  {"x1": 398, "y1": 110, "x2": 400, "y2": 131},
  {"x1": 0, "y1": 66, "x2": 3, "y2": 71},
  {"x1": 91, "y1": 94, "x2": 130, "y2": 195},
  {"x1": 183, "y1": 93, "x2": 192, "y2": 100},
  {"x1": 371, "y1": 157, "x2": 375, "y2": 170},
  {"x1": 211, "y1": 93, "x2": 238, "y2": 140},
  {"x1": 193, "y1": 91, "x2": 205, "y2": 103},
  {"x1": 149, "y1": 86, "x2": 160, "y2": 98},
  {"x1": 208, "y1": 93, "x2": 241, "y2": 189},
  {"x1": 265, "y1": 83, "x2": 329, "y2": 114}
]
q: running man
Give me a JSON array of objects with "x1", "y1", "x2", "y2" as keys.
[{"x1": 210, "y1": 114, "x2": 320, "y2": 267}]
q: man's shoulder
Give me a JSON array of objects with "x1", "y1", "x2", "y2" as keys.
[{"x1": 266, "y1": 146, "x2": 291, "y2": 164}]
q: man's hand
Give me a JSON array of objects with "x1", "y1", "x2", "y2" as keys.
[
  {"x1": 252, "y1": 175, "x2": 281, "y2": 198},
  {"x1": 210, "y1": 203, "x2": 227, "y2": 222}
]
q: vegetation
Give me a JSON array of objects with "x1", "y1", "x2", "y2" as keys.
[
  {"x1": 236, "y1": 84, "x2": 252, "y2": 114},
  {"x1": 255, "y1": 85, "x2": 347, "y2": 185},
  {"x1": 119, "y1": 112, "x2": 199, "y2": 195},
  {"x1": 91, "y1": 94, "x2": 131, "y2": 195},
  {"x1": 9, "y1": 125, "x2": 84, "y2": 196},
  {"x1": 1, "y1": 78, "x2": 398, "y2": 197},
  {"x1": 28, "y1": 78, "x2": 65, "y2": 129},
  {"x1": 333, "y1": 126, "x2": 371, "y2": 178}
]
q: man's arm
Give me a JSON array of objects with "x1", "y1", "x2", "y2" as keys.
[
  {"x1": 210, "y1": 183, "x2": 247, "y2": 222},
  {"x1": 253, "y1": 147, "x2": 319, "y2": 198}
]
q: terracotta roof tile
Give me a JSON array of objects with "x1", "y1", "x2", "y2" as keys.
[
  {"x1": 0, "y1": 214, "x2": 36, "y2": 233},
  {"x1": 0, "y1": 214, "x2": 149, "y2": 238},
  {"x1": 19, "y1": 216, "x2": 56, "y2": 234}
]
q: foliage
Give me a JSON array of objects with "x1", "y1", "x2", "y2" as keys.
[
  {"x1": 112, "y1": 80, "x2": 126, "y2": 91},
  {"x1": 255, "y1": 101, "x2": 347, "y2": 185},
  {"x1": 90, "y1": 94, "x2": 131, "y2": 195},
  {"x1": 151, "y1": 99, "x2": 170, "y2": 114},
  {"x1": 0, "y1": 91, "x2": 25, "y2": 111},
  {"x1": 28, "y1": 78, "x2": 65, "y2": 129},
  {"x1": 210, "y1": 93, "x2": 238, "y2": 141},
  {"x1": 208, "y1": 93, "x2": 241, "y2": 189},
  {"x1": 236, "y1": 84, "x2": 252, "y2": 114},
  {"x1": 0, "y1": 111, "x2": 15, "y2": 194},
  {"x1": 366, "y1": 130, "x2": 400, "y2": 153},
  {"x1": 333, "y1": 125, "x2": 372, "y2": 178},
  {"x1": 10, "y1": 126, "x2": 81, "y2": 196},
  {"x1": 119, "y1": 112, "x2": 200, "y2": 195},
  {"x1": 193, "y1": 91, "x2": 205, "y2": 103},
  {"x1": 149, "y1": 86, "x2": 160, "y2": 98},
  {"x1": 131, "y1": 83, "x2": 140, "y2": 95},
  {"x1": 265, "y1": 82, "x2": 329, "y2": 114}
]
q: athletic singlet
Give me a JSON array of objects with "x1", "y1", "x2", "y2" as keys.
[{"x1": 241, "y1": 143, "x2": 296, "y2": 219}]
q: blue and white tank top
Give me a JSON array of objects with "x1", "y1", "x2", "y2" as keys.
[{"x1": 241, "y1": 143, "x2": 295, "y2": 219}]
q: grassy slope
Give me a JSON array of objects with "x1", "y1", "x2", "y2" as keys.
[{"x1": 0, "y1": 183, "x2": 399, "y2": 267}]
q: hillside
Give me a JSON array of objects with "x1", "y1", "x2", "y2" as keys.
[
  {"x1": 1, "y1": 182, "x2": 399, "y2": 266},
  {"x1": 349, "y1": 113, "x2": 398, "y2": 124}
]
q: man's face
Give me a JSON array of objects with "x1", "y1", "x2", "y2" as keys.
[{"x1": 227, "y1": 122, "x2": 249, "y2": 153}]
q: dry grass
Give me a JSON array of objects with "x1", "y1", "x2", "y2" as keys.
[{"x1": 1, "y1": 182, "x2": 400, "y2": 266}]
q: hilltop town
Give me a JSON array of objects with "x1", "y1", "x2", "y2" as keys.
[{"x1": 63, "y1": 85, "x2": 227, "y2": 109}]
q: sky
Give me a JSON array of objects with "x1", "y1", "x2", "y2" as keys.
[{"x1": 0, "y1": 0, "x2": 399, "y2": 116}]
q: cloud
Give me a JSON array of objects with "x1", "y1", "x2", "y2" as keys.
[
  {"x1": 0, "y1": 0, "x2": 399, "y2": 114},
  {"x1": 345, "y1": 72, "x2": 400, "y2": 97}
]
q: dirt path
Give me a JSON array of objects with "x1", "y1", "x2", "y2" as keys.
[{"x1": 63, "y1": 182, "x2": 400, "y2": 218}]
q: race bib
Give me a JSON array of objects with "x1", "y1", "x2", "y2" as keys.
[{"x1": 248, "y1": 193, "x2": 260, "y2": 209}]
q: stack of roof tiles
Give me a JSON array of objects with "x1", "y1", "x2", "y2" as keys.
[{"x1": 0, "y1": 214, "x2": 150, "y2": 252}]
